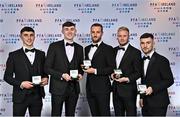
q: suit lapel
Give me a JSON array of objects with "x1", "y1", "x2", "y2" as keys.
[
  {"x1": 145, "y1": 52, "x2": 156, "y2": 78},
  {"x1": 19, "y1": 48, "x2": 30, "y2": 72},
  {"x1": 119, "y1": 45, "x2": 131, "y2": 68},
  {"x1": 91, "y1": 42, "x2": 104, "y2": 61},
  {"x1": 85, "y1": 46, "x2": 91, "y2": 60},
  {"x1": 59, "y1": 40, "x2": 70, "y2": 66}
]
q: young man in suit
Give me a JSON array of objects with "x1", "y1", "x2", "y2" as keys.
[
  {"x1": 111, "y1": 26, "x2": 142, "y2": 116},
  {"x1": 44, "y1": 21, "x2": 83, "y2": 116},
  {"x1": 139, "y1": 33, "x2": 174, "y2": 116},
  {"x1": 83, "y1": 23, "x2": 116, "y2": 116},
  {"x1": 4, "y1": 26, "x2": 48, "y2": 116}
]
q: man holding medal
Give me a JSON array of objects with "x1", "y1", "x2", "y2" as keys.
[
  {"x1": 45, "y1": 21, "x2": 83, "y2": 116},
  {"x1": 83, "y1": 23, "x2": 115, "y2": 116},
  {"x1": 111, "y1": 26, "x2": 142, "y2": 116},
  {"x1": 4, "y1": 26, "x2": 48, "y2": 116},
  {"x1": 139, "y1": 33, "x2": 174, "y2": 116}
]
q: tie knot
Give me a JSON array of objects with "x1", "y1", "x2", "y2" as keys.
[
  {"x1": 143, "y1": 56, "x2": 150, "y2": 60},
  {"x1": 91, "y1": 44, "x2": 98, "y2": 47},
  {"x1": 25, "y1": 48, "x2": 35, "y2": 53},
  {"x1": 118, "y1": 47, "x2": 125, "y2": 51},
  {"x1": 66, "y1": 42, "x2": 74, "y2": 46}
]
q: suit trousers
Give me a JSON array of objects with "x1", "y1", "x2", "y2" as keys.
[
  {"x1": 13, "y1": 92, "x2": 42, "y2": 116},
  {"x1": 87, "y1": 92, "x2": 110, "y2": 116},
  {"x1": 113, "y1": 91, "x2": 137, "y2": 116},
  {"x1": 142, "y1": 106, "x2": 168, "y2": 116},
  {"x1": 51, "y1": 83, "x2": 79, "y2": 116}
]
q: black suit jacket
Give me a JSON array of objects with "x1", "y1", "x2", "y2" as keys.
[
  {"x1": 141, "y1": 52, "x2": 174, "y2": 107},
  {"x1": 113, "y1": 44, "x2": 142, "y2": 97},
  {"x1": 45, "y1": 40, "x2": 83, "y2": 95},
  {"x1": 85, "y1": 42, "x2": 116, "y2": 94},
  {"x1": 4, "y1": 48, "x2": 46, "y2": 103}
]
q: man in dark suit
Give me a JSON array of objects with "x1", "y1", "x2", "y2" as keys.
[
  {"x1": 44, "y1": 21, "x2": 83, "y2": 116},
  {"x1": 139, "y1": 33, "x2": 174, "y2": 116},
  {"x1": 83, "y1": 23, "x2": 115, "y2": 116},
  {"x1": 4, "y1": 26, "x2": 48, "y2": 116},
  {"x1": 111, "y1": 26, "x2": 142, "y2": 116}
]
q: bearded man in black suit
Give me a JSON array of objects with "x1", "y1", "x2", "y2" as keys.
[
  {"x1": 139, "y1": 33, "x2": 174, "y2": 116},
  {"x1": 83, "y1": 23, "x2": 116, "y2": 116},
  {"x1": 111, "y1": 26, "x2": 142, "y2": 116}
]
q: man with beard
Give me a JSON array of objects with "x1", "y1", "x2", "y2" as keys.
[
  {"x1": 83, "y1": 23, "x2": 116, "y2": 116},
  {"x1": 139, "y1": 33, "x2": 174, "y2": 116},
  {"x1": 111, "y1": 26, "x2": 142, "y2": 116}
]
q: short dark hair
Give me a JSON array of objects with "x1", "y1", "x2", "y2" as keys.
[
  {"x1": 140, "y1": 33, "x2": 154, "y2": 39},
  {"x1": 91, "y1": 23, "x2": 103, "y2": 32},
  {"x1": 62, "y1": 21, "x2": 76, "y2": 28},
  {"x1": 20, "y1": 26, "x2": 34, "y2": 34}
]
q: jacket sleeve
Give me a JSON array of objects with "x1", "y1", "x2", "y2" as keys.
[
  {"x1": 151, "y1": 57, "x2": 174, "y2": 94},
  {"x1": 4, "y1": 53, "x2": 21, "y2": 87},
  {"x1": 44, "y1": 44, "x2": 63, "y2": 79}
]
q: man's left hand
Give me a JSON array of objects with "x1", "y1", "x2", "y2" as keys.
[
  {"x1": 145, "y1": 86, "x2": 153, "y2": 95},
  {"x1": 41, "y1": 77, "x2": 48, "y2": 86},
  {"x1": 115, "y1": 77, "x2": 129, "y2": 83}
]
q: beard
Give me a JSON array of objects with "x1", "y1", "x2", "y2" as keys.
[
  {"x1": 119, "y1": 41, "x2": 129, "y2": 46},
  {"x1": 92, "y1": 37, "x2": 101, "y2": 43}
]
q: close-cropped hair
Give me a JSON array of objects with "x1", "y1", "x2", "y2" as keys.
[
  {"x1": 91, "y1": 23, "x2": 103, "y2": 32},
  {"x1": 62, "y1": 21, "x2": 76, "y2": 28},
  {"x1": 20, "y1": 26, "x2": 34, "y2": 34},
  {"x1": 140, "y1": 33, "x2": 154, "y2": 39}
]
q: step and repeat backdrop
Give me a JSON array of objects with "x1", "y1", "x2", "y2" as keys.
[{"x1": 0, "y1": 0, "x2": 180, "y2": 116}]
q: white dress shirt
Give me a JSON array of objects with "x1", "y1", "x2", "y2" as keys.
[
  {"x1": 116, "y1": 43, "x2": 129, "y2": 68},
  {"x1": 23, "y1": 46, "x2": 35, "y2": 65},
  {"x1": 143, "y1": 50, "x2": 154, "y2": 76},
  {"x1": 88, "y1": 41, "x2": 102, "y2": 60},
  {"x1": 64, "y1": 39, "x2": 74, "y2": 62}
]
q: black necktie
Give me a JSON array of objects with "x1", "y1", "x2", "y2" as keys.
[
  {"x1": 91, "y1": 44, "x2": 98, "y2": 47},
  {"x1": 25, "y1": 48, "x2": 35, "y2": 53},
  {"x1": 118, "y1": 47, "x2": 125, "y2": 51},
  {"x1": 66, "y1": 42, "x2": 74, "y2": 46},
  {"x1": 143, "y1": 56, "x2": 150, "y2": 60}
]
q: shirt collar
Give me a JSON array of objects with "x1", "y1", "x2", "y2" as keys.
[
  {"x1": 64, "y1": 39, "x2": 74, "y2": 45},
  {"x1": 23, "y1": 46, "x2": 34, "y2": 52},
  {"x1": 92, "y1": 40, "x2": 102, "y2": 47},
  {"x1": 144, "y1": 50, "x2": 154, "y2": 58},
  {"x1": 119, "y1": 43, "x2": 129, "y2": 51}
]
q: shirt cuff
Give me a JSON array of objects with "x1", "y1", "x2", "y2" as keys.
[
  {"x1": 94, "y1": 69, "x2": 97, "y2": 75},
  {"x1": 20, "y1": 83, "x2": 24, "y2": 89},
  {"x1": 127, "y1": 77, "x2": 130, "y2": 83}
]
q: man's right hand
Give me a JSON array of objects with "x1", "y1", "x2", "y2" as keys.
[
  {"x1": 20, "y1": 81, "x2": 34, "y2": 89},
  {"x1": 62, "y1": 73, "x2": 71, "y2": 81}
]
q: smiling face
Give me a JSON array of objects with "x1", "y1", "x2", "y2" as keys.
[
  {"x1": 117, "y1": 29, "x2": 129, "y2": 46},
  {"x1": 20, "y1": 31, "x2": 35, "y2": 48},
  {"x1": 62, "y1": 26, "x2": 76, "y2": 41}
]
